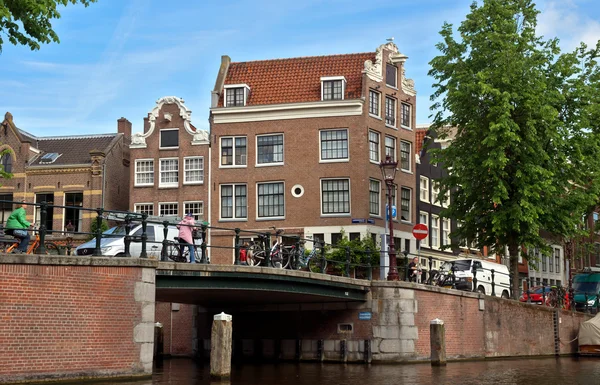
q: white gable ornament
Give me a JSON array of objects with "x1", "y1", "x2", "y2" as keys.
[
  {"x1": 130, "y1": 96, "x2": 209, "y2": 148},
  {"x1": 363, "y1": 42, "x2": 416, "y2": 96}
]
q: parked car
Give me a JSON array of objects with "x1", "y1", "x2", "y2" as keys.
[
  {"x1": 76, "y1": 222, "x2": 179, "y2": 258},
  {"x1": 519, "y1": 286, "x2": 552, "y2": 304},
  {"x1": 436, "y1": 258, "x2": 511, "y2": 298}
]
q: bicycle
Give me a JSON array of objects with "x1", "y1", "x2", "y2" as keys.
[
  {"x1": 245, "y1": 229, "x2": 290, "y2": 268},
  {"x1": 289, "y1": 240, "x2": 327, "y2": 272},
  {"x1": 5, "y1": 226, "x2": 60, "y2": 255},
  {"x1": 166, "y1": 237, "x2": 198, "y2": 263}
]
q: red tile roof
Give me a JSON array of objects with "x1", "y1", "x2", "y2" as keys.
[
  {"x1": 416, "y1": 129, "x2": 427, "y2": 155},
  {"x1": 221, "y1": 52, "x2": 375, "y2": 106}
]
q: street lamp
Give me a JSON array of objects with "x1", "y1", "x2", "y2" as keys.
[{"x1": 380, "y1": 155, "x2": 399, "y2": 281}]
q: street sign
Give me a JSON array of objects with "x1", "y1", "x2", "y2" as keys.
[
  {"x1": 385, "y1": 205, "x2": 397, "y2": 220},
  {"x1": 367, "y1": 219, "x2": 375, "y2": 224},
  {"x1": 412, "y1": 223, "x2": 429, "y2": 240},
  {"x1": 352, "y1": 218, "x2": 366, "y2": 224},
  {"x1": 358, "y1": 311, "x2": 372, "y2": 320}
]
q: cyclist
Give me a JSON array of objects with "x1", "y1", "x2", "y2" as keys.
[{"x1": 5, "y1": 200, "x2": 31, "y2": 254}]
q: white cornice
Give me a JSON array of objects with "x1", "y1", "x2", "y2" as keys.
[{"x1": 211, "y1": 99, "x2": 364, "y2": 124}]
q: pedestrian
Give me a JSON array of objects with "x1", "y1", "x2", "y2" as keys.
[
  {"x1": 240, "y1": 242, "x2": 249, "y2": 265},
  {"x1": 177, "y1": 213, "x2": 196, "y2": 263},
  {"x1": 408, "y1": 256, "x2": 420, "y2": 282},
  {"x1": 5, "y1": 200, "x2": 31, "y2": 254}
]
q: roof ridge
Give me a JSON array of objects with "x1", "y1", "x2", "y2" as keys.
[
  {"x1": 37, "y1": 133, "x2": 116, "y2": 141},
  {"x1": 230, "y1": 51, "x2": 374, "y2": 65}
]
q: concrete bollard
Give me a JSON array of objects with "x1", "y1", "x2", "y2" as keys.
[
  {"x1": 430, "y1": 318, "x2": 446, "y2": 366},
  {"x1": 210, "y1": 312, "x2": 233, "y2": 378}
]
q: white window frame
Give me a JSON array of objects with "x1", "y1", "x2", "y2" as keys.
[
  {"x1": 320, "y1": 76, "x2": 346, "y2": 101},
  {"x1": 369, "y1": 130, "x2": 380, "y2": 164},
  {"x1": 419, "y1": 211, "x2": 429, "y2": 246},
  {"x1": 386, "y1": 63, "x2": 398, "y2": 89},
  {"x1": 256, "y1": 181, "x2": 285, "y2": 220},
  {"x1": 385, "y1": 96, "x2": 397, "y2": 128},
  {"x1": 384, "y1": 136, "x2": 396, "y2": 162},
  {"x1": 420, "y1": 176, "x2": 429, "y2": 203},
  {"x1": 320, "y1": 178, "x2": 351, "y2": 217},
  {"x1": 159, "y1": 157, "x2": 179, "y2": 188},
  {"x1": 183, "y1": 156, "x2": 204, "y2": 185},
  {"x1": 158, "y1": 202, "x2": 179, "y2": 217},
  {"x1": 220, "y1": 184, "x2": 248, "y2": 221},
  {"x1": 134, "y1": 158, "x2": 154, "y2": 187},
  {"x1": 159, "y1": 128, "x2": 179, "y2": 150},
  {"x1": 220, "y1": 136, "x2": 247, "y2": 168},
  {"x1": 134, "y1": 203, "x2": 154, "y2": 216},
  {"x1": 319, "y1": 128, "x2": 349, "y2": 163},
  {"x1": 255, "y1": 133, "x2": 284, "y2": 167},
  {"x1": 224, "y1": 84, "x2": 250, "y2": 107},
  {"x1": 369, "y1": 179, "x2": 381, "y2": 217},
  {"x1": 431, "y1": 214, "x2": 440, "y2": 249},
  {"x1": 400, "y1": 187, "x2": 412, "y2": 223},
  {"x1": 442, "y1": 218, "x2": 451, "y2": 246},
  {"x1": 183, "y1": 201, "x2": 204, "y2": 221},
  {"x1": 401, "y1": 103, "x2": 412, "y2": 130},
  {"x1": 432, "y1": 182, "x2": 440, "y2": 206},
  {"x1": 400, "y1": 141, "x2": 412, "y2": 172},
  {"x1": 369, "y1": 89, "x2": 381, "y2": 118}
]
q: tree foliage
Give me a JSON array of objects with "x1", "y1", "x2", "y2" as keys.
[
  {"x1": 0, "y1": 0, "x2": 97, "y2": 52},
  {"x1": 0, "y1": 147, "x2": 12, "y2": 180},
  {"x1": 428, "y1": 0, "x2": 600, "y2": 297},
  {"x1": 327, "y1": 229, "x2": 380, "y2": 276}
]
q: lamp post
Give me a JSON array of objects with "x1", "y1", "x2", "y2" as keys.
[{"x1": 380, "y1": 155, "x2": 399, "y2": 281}]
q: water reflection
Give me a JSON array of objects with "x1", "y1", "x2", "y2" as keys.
[{"x1": 97, "y1": 356, "x2": 600, "y2": 385}]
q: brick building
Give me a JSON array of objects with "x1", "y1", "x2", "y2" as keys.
[
  {"x1": 209, "y1": 42, "x2": 418, "y2": 264},
  {"x1": 0, "y1": 112, "x2": 130, "y2": 240},
  {"x1": 129, "y1": 96, "x2": 210, "y2": 223}
]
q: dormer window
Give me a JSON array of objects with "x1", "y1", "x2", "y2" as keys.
[
  {"x1": 321, "y1": 76, "x2": 346, "y2": 101},
  {"x1": 386, "y1": 64, "x2": 397, "y2": 88},
  {"x1": 224, "y1": 84, "x2": 250, "y2": 107},
  {"x1": 39, "y1": 152, "x2": 61, "y2": 164}
]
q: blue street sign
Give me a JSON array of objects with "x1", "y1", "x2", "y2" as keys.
[
  {"x1": 358, "y1": 311, "x2": 372, "y2": 320},
  {"x1": 352, "y1": 218, "x2": 366, "y2": 224},
  {"x1": 367, "y1": 219, "x2": 375, "y2": 224},
  {"x1": 386, "y1": 205, "x2": 397, "y2": 220}
]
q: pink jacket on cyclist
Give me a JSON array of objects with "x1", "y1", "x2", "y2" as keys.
[{"x1": 177, "y1": 216, "x2": 196, "y2": 244}]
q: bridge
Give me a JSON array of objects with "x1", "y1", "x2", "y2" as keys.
[{"x1": 155, "y1": 263, "x2": 370, "y2": 306}]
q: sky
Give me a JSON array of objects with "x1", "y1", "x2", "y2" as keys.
[{"x1": 0, "y1": 0, "x2": 599, "y2": 137}]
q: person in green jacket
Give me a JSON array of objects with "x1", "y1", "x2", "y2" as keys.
[{"x1": 5, "y1": 200, "x2": 31, "y2": 253}]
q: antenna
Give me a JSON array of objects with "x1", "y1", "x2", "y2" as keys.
[{"x1": 386, "y1": 37, "x2": 394, "y2": 42}]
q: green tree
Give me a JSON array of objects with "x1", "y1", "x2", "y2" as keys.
[
  {"x1": 0, "y1": 0, "x2": 97, "y2": 52},
  {"x1": 327, "y1": 229, "x2": 380, "y2": 278},
  {"x1": 88, "y1": 218, "x2": 108, "y2": 241},
  {"x1": 428, "y1": 0, "x2": 600, "y2": 298},
  {"x1": 0, "y1": 148, "x2": 12, "y2": 180}
]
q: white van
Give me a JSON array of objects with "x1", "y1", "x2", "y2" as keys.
[
  {"x1": 438, "y1": 258, "x2": 511, "y2": 298},
  {"x1": 75, "y1": 223, "x2": 179, "y2": 259}
]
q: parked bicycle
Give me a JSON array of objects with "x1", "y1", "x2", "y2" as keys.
[
  {"x1": 245, "y1": 228, "x2": 290, "y2": 268},
  {"x1": 4, "y1": 225, "x2": 60, "y2": 255},
  {"x1": 289, "y1": 240, "x2": 327, "y2": 272}
]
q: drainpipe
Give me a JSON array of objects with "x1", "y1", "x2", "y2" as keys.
[{"x1": 207, "y1": 144, "x2": 211, "y2": 259}]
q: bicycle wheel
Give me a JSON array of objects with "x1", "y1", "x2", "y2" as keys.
[
  {"x1": 42, "y1": 242, "x2": 61, "y2": 255},
  {"x1": 270, "y1": 249, "x2": 290, "y2": 269},
  {"x1": 167, "y1": 242, "x2": 186, "y2": 263},
  {"x1": 308, "y1": 256, "x2": 327, "y2": 273},
  {"x1": 247, "y1": 243, "x2": 265, "y2": 266}
]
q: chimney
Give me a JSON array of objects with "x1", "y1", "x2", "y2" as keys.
[
  {"x1": 212, "y1": 55, "x2": 231, "y2": 108},
  {"x1": 117, "y1": 117, "x2": 132, "y2": 140}
]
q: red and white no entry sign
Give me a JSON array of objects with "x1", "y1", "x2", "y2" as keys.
[{"x1": 412, "y1": 223, "x2": 429, "y2": 240}]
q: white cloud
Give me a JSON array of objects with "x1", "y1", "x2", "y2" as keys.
[{"x1": 537, "y1": 0, "x2": 600, "y2": 49}]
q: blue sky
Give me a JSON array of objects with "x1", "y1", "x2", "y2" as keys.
[{"x1": 1, "y1": 0, "x2": 599, "y2": 136}]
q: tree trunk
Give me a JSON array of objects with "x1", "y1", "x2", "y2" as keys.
[{"x1": 509, "y1": 242, "x2": 520, "y2": 300}]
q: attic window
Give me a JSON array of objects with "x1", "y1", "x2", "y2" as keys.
[
  {"x1": 39, "y1": 153, "x2": 61, "y2": 164},
  {"x1": 321, "y1": 76, "x2": 346, "y2": 101},
  {"x1": 224, "y1": 84, "x2": 250, "y2": 107}
]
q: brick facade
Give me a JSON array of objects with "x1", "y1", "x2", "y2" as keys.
[{"x1": 208, "y1": 42, "x2": 418, "y2": 264}]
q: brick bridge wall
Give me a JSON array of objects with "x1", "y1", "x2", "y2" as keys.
[
  {"x1": 193, "y1": 280, "x2": 589, "y2": 363},
  {"x1": 0, "y1": 255, "x2": 157, "y2": 384}
]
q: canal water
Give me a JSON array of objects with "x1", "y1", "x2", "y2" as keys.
[{"x1": 94, "y1": 357, "x2": 600, "y2": 385}]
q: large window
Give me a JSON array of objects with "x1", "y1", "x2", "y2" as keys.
[
  {"x1": 385, "y1": 97, "x2": 396, "y2": 126},
  {"x1": 135, "y1": 159, "x2": 154, "y2": 186},
  {"x1": 257, "y1": 182, "x2": 285, "y2": 218},
  {"x1": 159, "y1": 202, "x2": 178, "y2": 217},
  {"x1": 159, "y1": 158, "x2": 179, "y2": 188},
  {"x1": 549, "y1": 252, "x2": 554, "y2": 272},
  {"x1": 322, "y1": 80, "x2": 344, "y2": 100},
  {"x1": 221, "y1": 136, "x2": 247, "y2": 166},
  {"x1": 225, "y1": 87, "x2": 245, "y2": 107},
  {"x1": 134, "y1": 203, "x2": 154, "y2": 216},
  {"x1": 0, "y1": 193, "x2": 12, "y2": 224},
  {"x1": 257, "y1": 134, "x2": 284, "y2": 165},
  {"x1": 35, "y1": 193, "x2": 54, "y2": 231},
  {"x1": 420, "y1": 176, "x2": 429, "y2": 202},
  {"x1": 369, "y1": 90, "x2": 380, "y2": 116},
  {"x1": 431, "y1": 215, "x2": 440, "y2": 249},
  {"x1": 419, "y1": 211, "x2": 429, "y2": 246},
  {"x1": 442, "y1": 218, "x2": 451, "y2": 246},
  {"x1": 369, "y1": 179, "x2": 380, "y2": 216},
  {"x1": 321, "y1": 179, "x2": 350, "y2": 215},
  {"x1": 64, "y1": 192, "x2": 83, "y2": 232},
  {"x1": 184, "y1": 201, "x2": 204, "y2": 221},
  {"x1": 221, "y1": 184, "x2": 247, "y2": 219},
  {"x1": 159, "y1": 129, "x2": 179, "y2": 149},
  {"x1": 386, "y1": 64, "x2": 397, "y2": 87},
  {"x1": 184, "y1": 157, "x2": 203, "y2": 184},
  {"x1": 369, "y1": 130, "x2": 380, "y2": 163},
  {"x1": 400, "y1": 141, "x2": 411, "y2": 171},
  {"x1": 542, "y1": 255, "x2": 547, "y2": 272},
  {"x1": 1, "y1": 154, "x2": 12, "y2": 173},
  {"x1": 400, "y1": 187, "x2": 411, "y2": 222},
  {"x1": 555, "y1": 248, "x2": 561, "y2": 273},
  {"x1": 401, "y1": 103, "x2": 412, "y2": 128},
  {"x1": 320, "y1": 129, "x2": 348, "y2": 161},
  {"x1": 385, "y1": 136, "x2": 396, "y2": 161},
  {"x1": 432, "y1": 182, "x2": 440, "y2": 206}
]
